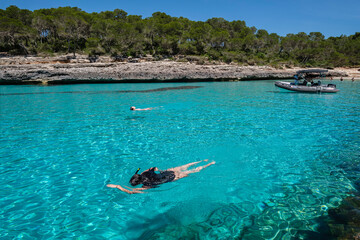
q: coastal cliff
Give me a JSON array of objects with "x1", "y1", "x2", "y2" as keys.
[{"x1": 0, "y1": 55, "x2": 351, "y2": 85}]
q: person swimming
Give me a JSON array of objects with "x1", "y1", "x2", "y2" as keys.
[
  {"x1": 130, "y1": 106, "x2": 154, "y2": 111},
  {"x1": 129, "y1": 167, "x2": 176, "y2": 187},
  {"x1": 107, "y1": 159, "x2": 215, "y2": 194}
]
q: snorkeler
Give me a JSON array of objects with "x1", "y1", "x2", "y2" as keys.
[
  {"x1": 107, "y1": 159, "x2": 215, "y2": 194},
  {"x1": 130, "y1": 106, "x2": 154, "y2": 111}
]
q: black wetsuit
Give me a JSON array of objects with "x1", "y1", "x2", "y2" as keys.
[{"x1": 141, "y1": 167, "x2": 175, "y2": 187}]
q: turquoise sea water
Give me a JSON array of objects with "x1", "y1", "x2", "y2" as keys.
[{"x1": 1, "y1": 80, "x2": 359, "y2": 239}]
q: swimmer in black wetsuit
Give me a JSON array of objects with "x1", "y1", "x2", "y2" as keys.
[
  {"x1": 107, "y1": 159, "x2": 215, "y2": 194},
  {"x1": 129, "y1": 167, "x2": 176, "y2": 188}
]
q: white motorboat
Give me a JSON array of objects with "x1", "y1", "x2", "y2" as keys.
[{"x1": 275, "y1": 69, "x2": 339, "y2": 93}]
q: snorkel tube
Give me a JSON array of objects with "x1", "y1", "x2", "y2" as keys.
[{"x1": 135, "y1": 168, "x2": 140, "y2": 174}]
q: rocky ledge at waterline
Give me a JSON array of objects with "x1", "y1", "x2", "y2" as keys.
[{"x1": 0, "y1": 57, "x2": 349, "y2": 85}]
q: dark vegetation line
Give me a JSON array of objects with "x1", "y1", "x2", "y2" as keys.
[
  {"x1": 0, "y1": 5, "x2": 359, "y2": 68},
  {"x1": 0, "y1": 86, "x2": 203, "y2": 96}
]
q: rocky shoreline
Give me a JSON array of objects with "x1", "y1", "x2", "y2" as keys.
[{"x1": 0, "y1": 55, "x2": 357, "y2": 85}]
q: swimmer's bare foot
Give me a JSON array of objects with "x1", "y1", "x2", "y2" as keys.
[
  {"x1": 203, "y1": 159, "x2": 209, "y2": 162},
  {"x1": 107, "y1": 184, "x2": 118, "y2": 188},
  {"x1": 203, "y1": 161, "x2": 216, "y2": 169}
]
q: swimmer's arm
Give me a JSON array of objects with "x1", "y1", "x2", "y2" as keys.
[
  {"x1": 124, "y1": 185, "x2": 149, "y2": 191},
  {"x1": 107, "y1": 184, "x2": 145, "y2": 194}
]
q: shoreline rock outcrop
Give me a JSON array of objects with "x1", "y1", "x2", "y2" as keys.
[{"x1": 0, "y1": 56, "x2": 352, "y2": 85}]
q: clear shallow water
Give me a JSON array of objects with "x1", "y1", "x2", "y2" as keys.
[{"x1": 0, "y1": 81, "x2": 359, "y2": 239}]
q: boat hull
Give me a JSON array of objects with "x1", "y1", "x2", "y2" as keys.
[{"x1": 275, "y1": 81, "x2": 339, "y2": 93}]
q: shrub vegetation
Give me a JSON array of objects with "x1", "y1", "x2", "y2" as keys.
[{"x1": 0, "y1": 5, "x2": 359, "y2": 67}]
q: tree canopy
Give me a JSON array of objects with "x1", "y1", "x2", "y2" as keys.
[{"x1": 0, "y1": 5, "x2": 359, "y2": 67}]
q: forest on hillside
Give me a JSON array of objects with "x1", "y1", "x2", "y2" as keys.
[{"x1": 0, "y1": 5, "x2": 359, "y2": 67}]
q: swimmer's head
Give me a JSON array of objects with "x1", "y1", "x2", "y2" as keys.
[
  {"x1": 130, "y1": 174, "x2": 142, "y2": 186},
  {"x1": 130, "y1": 106, "x2": 135, "y2": 110}
]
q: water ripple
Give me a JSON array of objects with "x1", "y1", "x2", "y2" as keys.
[{"x1": 0, "y1": 81, "x2": 359, "y2": 239}]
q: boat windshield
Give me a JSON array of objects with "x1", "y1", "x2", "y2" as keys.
[{"x1": 293, "y1": 69, "x2": 328, "y2": 86}]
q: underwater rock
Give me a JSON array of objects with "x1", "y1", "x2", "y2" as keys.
[
  {"x1": 354, "y1": 181, "x2": 360, "y2": 192},
  {"x1": 328, "y1": 196, "x2": 360, "y2": 223},
  {"x1": 141, "y1": 203, "x2": 256, "y2": 240},
  {"x1": 143, "y1": 224, "x2": 200, "y2": 240},
  {"x1": 327, "y1": 196, "x2": 360, "y2": 239}
]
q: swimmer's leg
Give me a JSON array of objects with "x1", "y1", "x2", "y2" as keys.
[
  {"x1": 172, "y1": 161, "x2": 215, "y2": 181},
  {"x1": 169, "y1": 159, "x2": 209, "y2": 172},
  {"x1": 182, "y1": 161, "x2": 215, "y2": 174}
]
